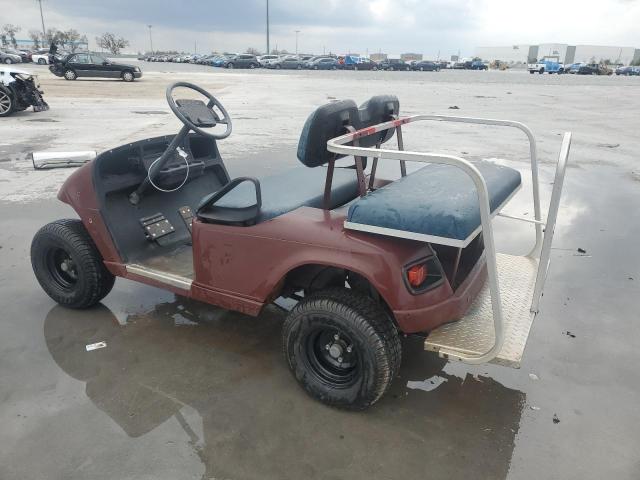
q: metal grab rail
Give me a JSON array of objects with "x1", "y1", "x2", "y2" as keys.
[{"x1": 327, "y1": 115, "x2": 571, "y2": 364}]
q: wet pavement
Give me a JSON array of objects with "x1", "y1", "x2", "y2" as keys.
[{"x1": 1, "y1": 68, "x2": 640, "y2": 479}]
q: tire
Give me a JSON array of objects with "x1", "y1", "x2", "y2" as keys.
[
  {"x1": 37, "y1": 58, "x2": 46, "y2": 65},
  {"x1": 64, "y1": 69, "x2": 77, "y2": 80},
  {"x1": 405, "y1": 66, "x2": 410, "y2": 71},
  {"x1": 419, "y1": 66, "x2": 424, "y2": 71},
  {"x1": 539, "y1": 68, "x2": 544, "y2": 74},
  {"x1": 282, "y1": 288, "x2": 401, "y2": 410},
  {"x1": 227, "y1": 63, "x2": 234, "y2": 69},
  {"x1": 31, "y1": 219, "x2": 115, "y2": 309},
  {"x1": 313, "y1": 65, "x2": 318, "y2": 70},
  {"x1": 4, "y1": 58, "x2": 12, "y2": 64},
  {"x1": 332, "y1": 65, "x2": 337, "y2": 70},
  {"x1": 372, "y1": 66, "x2": 378, "y2": 71},
  {"x1": 250, "y1": 63, "x2": 256, "y2": 69},
  {"x1": 122, "y1": 70, "x2": 134, "y2": 82},
  {"x1": 276, "y1": 64, "x2": 281, "y2": 69},
  {"x1": 297, "y1": 64, "x2": 302, "y2": 69},
  {"x1": 0, "y1": 88, "x2": 14, "y2": 117}
]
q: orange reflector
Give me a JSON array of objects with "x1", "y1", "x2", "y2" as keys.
[{"x1": 407, "y1": 263, "x2": 427, "y2": 287}]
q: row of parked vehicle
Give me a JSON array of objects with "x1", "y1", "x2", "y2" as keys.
[
  {"x1": 527, "y1": 57, "x2": 640, "y2": 76},
  {"x1": 141, "y1": 53, "x2": 449, "y2": 71},
  {"x1": 0, "y1": 47, "x2": 54, "y2": 65}
]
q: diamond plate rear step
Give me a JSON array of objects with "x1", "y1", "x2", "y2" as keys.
[{"x1": 425, "y1": 253, "x2": 538, "y2": 368}]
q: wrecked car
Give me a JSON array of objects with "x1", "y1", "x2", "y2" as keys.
[{"x1": 0, "y1": 65, "x2": 49, "y2": 117}]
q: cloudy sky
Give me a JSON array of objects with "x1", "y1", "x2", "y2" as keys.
[{"x1": 4, "y1": 0, "x2": 640, "y2": 56}]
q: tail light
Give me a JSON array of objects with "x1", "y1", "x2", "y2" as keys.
[{"x1": 404, "y1": 258, "x2": 443, "y2": 294}]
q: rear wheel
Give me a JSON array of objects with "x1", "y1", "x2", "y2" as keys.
[
  {"x1": 64, "y1": 69, "x2": 77, "y2": 80},
  {"x1": 0, "y1": 88, "x2": 14, "y2": 117},
  {"x1": 31, "y1": 219, "x2": 115, "y2": 309},
  {"x1": 122, "y1": 70, "x2": 134, "y2": 82},
  {"x1": 37, "y1": 58, "x2": 46, "y2": 65},
  {"x1": 4, "y1": 58, "x2": 12, "y2": 64},
  {"x1": 227, "y1": 63, "x2": 234, "y2": 69},
  {"x1": 282, "y1": 288, "x2": 401, "y2": 410}
]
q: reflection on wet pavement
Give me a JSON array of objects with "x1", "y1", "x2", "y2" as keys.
[{"x1": 44, "y1": 297, "x2": 525, "y2": 479}]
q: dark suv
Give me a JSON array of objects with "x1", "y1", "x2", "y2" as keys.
[
  {"x1": 50, "y1": 53, "x2": 142, "y2": 81},
  {"x1": 378, "y1": 59, "x2": 410, "y2": 71},
  {"x1": 223, "y1": 54, "x2": 260, "y2": 69}
]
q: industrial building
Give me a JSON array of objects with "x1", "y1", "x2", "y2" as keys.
[{"x1": 475, "y1": 43, "x2": 640, "y2": 65}]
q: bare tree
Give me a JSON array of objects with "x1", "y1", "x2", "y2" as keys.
[
  {"x1": 28, "y1": 29, "x2": 42, "y2": 49},
  {"x1": 56, "y1": 29, "x2": 85, "y2": 52},
  {"x1": 95, "y1": 32, "x2": 130, "y2": 55},
  {"x1": 245, "y1": 47, "x2": 261, "y2": 55},
  {"x1": 2, "y1": 24, "x2": 21, "y2": 48}
]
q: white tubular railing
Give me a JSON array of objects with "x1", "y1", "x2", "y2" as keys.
[
  {"x1": 408, "y1": 115, "x2": 543, "y2": 255},
  {"x1": 327, "y1": 115, "x2": 571, "y2": 364},
  {"x1": 531, "y1": 132, "x2": 571, "y2": 312}
]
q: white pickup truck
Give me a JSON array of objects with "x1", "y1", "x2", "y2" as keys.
[{"x1": 528, "y1": 56, "x2": 565, "y2": 74}]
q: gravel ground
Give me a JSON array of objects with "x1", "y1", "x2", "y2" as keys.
[{"x1": 1, "y1": 62, "x2": 639, "y2": 480}]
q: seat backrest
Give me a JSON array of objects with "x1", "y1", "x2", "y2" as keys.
[
  {"x1": 296, "y1": 99, "x2": 358, "y2": 167},
  {"x1": 296, "y1": 95, "x2": 400, "y2": 167},
  {"x1": 357, "y1": 95, "x2": 400, "y2": 145}
]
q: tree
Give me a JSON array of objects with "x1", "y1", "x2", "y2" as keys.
[
  {"x1": 2, "y1": 24, "x2": 21, "y2": 48},
  {"x1": 96, "y1": 32, "x2": 129, "y2": 55},
  {"x1": 57, "y1": 29, "x2": 82, "y2": 52},
  {"x1": 28, "y1": 30, "x2": 41, "y2": 49},
  {"x1": 245, "y1": 47, "x2": 261, "y2": 55}
]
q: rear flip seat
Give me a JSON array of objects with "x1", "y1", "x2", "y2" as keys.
[{"x1": 346, "y1": 161, "x2": 521, "y2": 246}]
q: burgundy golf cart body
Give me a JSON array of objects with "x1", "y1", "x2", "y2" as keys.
[{"x1": 33, "y1": 82, "x2": 571, "y2": 408}]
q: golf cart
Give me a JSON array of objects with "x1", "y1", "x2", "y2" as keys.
[{"x1": 31, "y1": 82, "x2": 571, "y2": 409}]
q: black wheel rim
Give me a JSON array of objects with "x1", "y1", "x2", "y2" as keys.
[
  {"x1": 304, "y1": 327, "x2": 359, "y2": 387},
  {"x1": 46, "y1": 247, "x2": 78, "y2": 289}
]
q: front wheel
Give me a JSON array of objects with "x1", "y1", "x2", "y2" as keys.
[
  {"x1": 226, "y1": 63, "x2": 234, "y2": 69},
  {"x1": 282, "y1": 288, "x2": 401, "y2": 410},
  {"x1": 64, "y1": 69, "x2": 77, "y2": 80},
  {"x1": 37, "y1": 58, "x2": 46, "y2": 65},
  {"x1": 122, "y1": 70, "x2": 135, "y2": 82},
  {"x1": 4, "y1": 58, "x2": 12, "y2": 64},
  {"x1": 31, "y1": 219, "x2": 115, "y2": 309}
]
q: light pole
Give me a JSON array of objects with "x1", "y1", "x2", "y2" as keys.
[
  {"x1": 295, "y1": 30, "x2": 300, "y2": 57},
  {"x1": 148, "y1": 25, "x2": 153, "y2": 54},
  {"x1": 37, "y1": 0, "x2": 46, "y2": 40},
  {"x1": 266, "y1": 0, "x2": 270, "y2": 54}
]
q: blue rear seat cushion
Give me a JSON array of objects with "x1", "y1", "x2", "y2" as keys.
[
  {"x1": 347, "y1": 161, "x2": 521, "y2": 241},
  {"x1": 215, "y1": 167, "x2": 359, "y2": 223}
]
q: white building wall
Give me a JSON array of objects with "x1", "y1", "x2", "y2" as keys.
[
  {"x1": 537, "y1": 43, "x2": 569, "y2": 61},
  {"x1": 573, "y1": 45, "x2": 636, "y2": 64},
  {"x1": 475, "y1": 45, "x2": 530, "y2": 62}
]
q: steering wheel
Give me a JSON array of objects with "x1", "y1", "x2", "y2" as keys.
[
  {"x1": 129, "y1": 82, "x2": 232, "y2": 204},
  {"x1": 166, "y1": 82, "x2": 232, "y2": 139}
]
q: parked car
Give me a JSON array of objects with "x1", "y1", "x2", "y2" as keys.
[
  {"x1": 470, "y1": 60, "x2": 488, "y2": 70},
  {"x1": 303, "y1": 55, "x2": 330, "y2": 68},
  {"x1": 270, "y1": 56, "x2": 305, "y2": 69},
  {"x1": 615, "y1": 65, "x2": 639, "y2": 76},
  {"x1": 412, "y1": 60, "x2": 440, "y2": 71},
  {"x1": 308, "y1": 57, "x2": 338, "y2": 70},
  {"x1": 379, "y1": 59, "x2": 410, "y2": 71},
  {"x1": 222, "y1": 54, "x2": 259, "y2": 69},
  {"x1": 577, "y1": 63, "x2": 612, "y2": 75},
  {"x1": 564, "y1": 62, "x2": 582, "y2": 74},
  {"x1": 0, "y1": 65, "x2": 49, "y2": 117},
  {"x1": 3, "y1": 48, "x2": 30, "y2": 63},
  {"x1": 31, "y1": 49, "x2": 52, "y2": 64},
  {"x1": 258, "y1": 54, "x2": 279, "y2": 67},
  {"x1": 341, "y1": 57, "x2": 378, "y2": 70},
  {"x1": 49, "y1": 53, "x2": 142, "y2": 81},
  {"x1": 0, "y1": 50, "x2": 22, "y2": 64}
]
